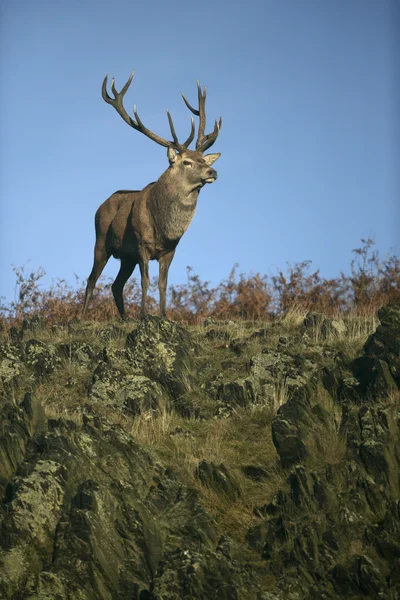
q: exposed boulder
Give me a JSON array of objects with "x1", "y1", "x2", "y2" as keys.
[
  {"x1": 321, "y1": 306, "x2": 400, "y2": 402},
  {"x1": 151, "y1": 542, "x2": 260, "y2": 600},
  {"x1": 250, "y1": 349, "x2": 319, "y2": 396},
  {"x1": 304, "y1": 312, "x2": 347, "y2": 339},
  {"x1": 322, "y1": 350, "x2": 356, "y2": 402},
  {"x1": 0, "y1": 342, "x2": 24, "y2": 398},
  {"x1": 89, "y1": 360, "x2": 126, "y2": 405},
  {"x1": 117, "y1": 375, "x2": 166, "y2": 416},
  {"x1": 89, "y1": 360, "x2": 166, "y2": 416},
  {"x1": 351, "y1": 303, "x2": 400, "y2": 399},
  {"x1": 352, "y1": 355, "x2": 397, "y2": 399},
  {"x1": 271, "y1": 387, "x2": 328, "y2": 467},
  {"x1": 25, "y1": 339, "x2": 61, "y2": 378},
  {"x1": 340, "y1": 404, "x2": 400, "y2": 502},
  {"x1": 331, "y1": 554, "x2": 388, "y2": 597},
  {"x1": 217, "y1": 378, "x2": 256, "y2": 409},
  {"x1": 126, "y1": 316, "x2": 196, "y2": 399},
  {"x1": 87, "y1": 316, "x2": 202, "y2": 417},
  {"x1": 271, "y1": 415, "x2": 309, "y2": 467},
  {"x1": 264, "y1": 349, "x2": 323, "y2": 410},
  {"x1": 216, "y1": 347, "x2": 320, "y2": 413},
  {"x1": 0, "y1": 393, "x2": 46, "y2": 517}
]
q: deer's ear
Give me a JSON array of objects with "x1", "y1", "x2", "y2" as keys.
[
  {"x1": 203, "y1": 153, "x2": 220, "y2": 166},
  {"x1": 168, "y1": 147, "x2": 178, "y2": 165}
]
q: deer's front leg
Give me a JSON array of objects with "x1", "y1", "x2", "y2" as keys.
[
  {"x1": 159, "y1": 250, "x2": 175, "y2": 318},
  {"x1": 138, "y1": 248, "x2": 151, "y2": 318}
]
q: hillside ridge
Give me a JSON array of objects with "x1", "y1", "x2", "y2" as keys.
[{"x1": 0, "y1": 306, "x2": 399, "y2": 598}]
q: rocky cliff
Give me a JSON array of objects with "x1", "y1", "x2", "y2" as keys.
[{"x1": 0, "y1": 306, "x2": 399, "y2": 599}]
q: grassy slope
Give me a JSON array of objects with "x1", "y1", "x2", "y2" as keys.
[{"x1": 2, "y1": 308, "x2": 390, "y2": 549}]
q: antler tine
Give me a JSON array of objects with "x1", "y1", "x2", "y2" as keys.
[
  {"x1": 181, "y1": 92, "x2": 200, "y2": 116},
  {"x1": 182, "y1": 116, "x2": 195, "y2": 149},
  {"x1": 102, "y1": 71, "x2": 136, "y2": 128},
  {"x1": 181, "y1": 80, "x2": 221, "y2": 153},
  {"x1": 196, "y1": 80, "x2": 207, "y2": 150},
  {"x1": 166, "y1": 111, "x2": 195, "y2": 150},
  {"x1": 166, "y1": 110, "x2": 180, "y2": 148},
  {"x1": 197, "y1": 117, "x2": 223, "y2": 152},
  {"x1": 111, "y1": 70, "x2": 134, "y2": 100}
]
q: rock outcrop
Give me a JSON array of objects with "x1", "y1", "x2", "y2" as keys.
[{"x1": 0, "y1": 307, "x2": 399, "y2": 599}]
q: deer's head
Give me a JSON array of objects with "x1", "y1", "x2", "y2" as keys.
[
  {"x1": 166, "y1": 148, "x2": 220, "y2": 192},
  {"x1": 102, "y1": 72, "x2": 221, "y2": 189}
]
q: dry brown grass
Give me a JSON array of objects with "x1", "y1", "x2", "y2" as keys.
[
  {"x1": 125, "y1": 401, "x2": 285, "y2": 540},
  {"x1": 306, "y1": 422, "x2": 347, "y2": 470}
]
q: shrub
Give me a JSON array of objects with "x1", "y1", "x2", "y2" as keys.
[{"x1": 1, "y1": 239, "x2": 398, "y2": 327}]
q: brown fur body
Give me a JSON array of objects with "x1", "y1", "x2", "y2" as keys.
[{"x1": 83, "y1": 150, "x2": 219, "y2": 318}]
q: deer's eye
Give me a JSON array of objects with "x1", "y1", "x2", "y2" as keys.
[{"x1": 183, "y1": 160, "x2": 192, "y2": 167}]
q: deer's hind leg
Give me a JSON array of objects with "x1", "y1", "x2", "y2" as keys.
[
  {"x1": 112, "y1": 258, "x2": 137, "y2": 319},
  {"x1": 82, "y1": 243, "x2": 110, "y2": 318}
]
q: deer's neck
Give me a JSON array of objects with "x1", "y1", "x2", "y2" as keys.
[{"x1": 150, "y1": 176, "x2": 200, "y2": 242}]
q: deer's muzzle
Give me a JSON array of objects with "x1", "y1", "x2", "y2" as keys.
[{"x1": 203, "y1": 168, "x2": 218, "y2": 184}]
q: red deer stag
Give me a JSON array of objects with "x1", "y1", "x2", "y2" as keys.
[{"x1": 82, "y1": 70, "x2": 221, "y2": 319}]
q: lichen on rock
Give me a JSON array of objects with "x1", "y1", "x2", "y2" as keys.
[
  {"x1": 126, "y1": 316, "x2": 196, "y2": 398},
  {"x1": 0, "y1": 342, "x2": 23, "y2": 397},
  {"x1": 25, "y1": 339, "x2": 61, "y2": 378}
]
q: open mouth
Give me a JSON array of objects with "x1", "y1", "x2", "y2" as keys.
[{"x1": 203, "y1": 177, "x2": 216, "y2": 184}]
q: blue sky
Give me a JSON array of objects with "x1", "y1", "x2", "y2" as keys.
[{"x1": 1, "y1": 0, "x2": 399, "y2": 306}]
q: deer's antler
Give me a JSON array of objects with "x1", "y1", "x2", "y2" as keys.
[
  {"x1": 102, "y1": 71, "x2": 195, "y2": 151},
  {"x1": 181, "y1": 80, "x2": 222, "y2": 153}
]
